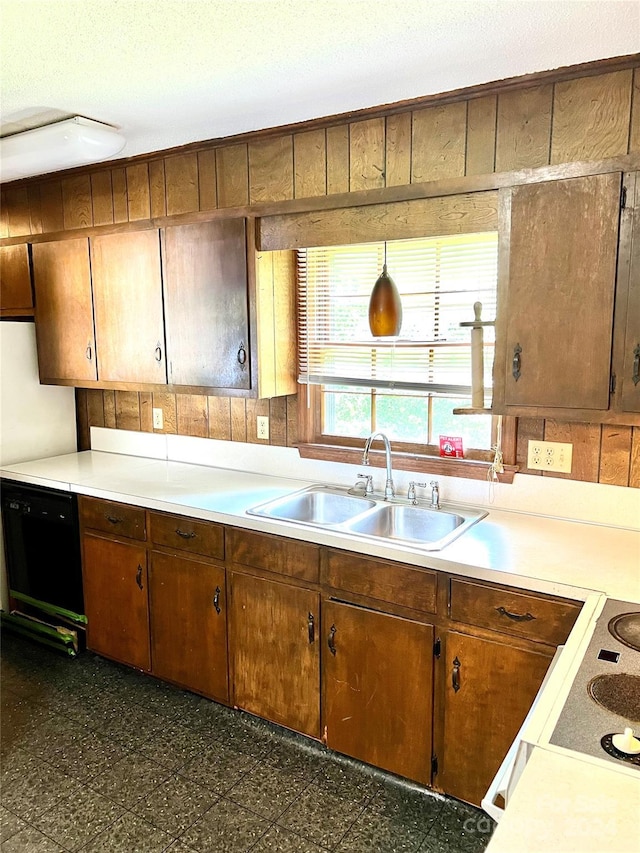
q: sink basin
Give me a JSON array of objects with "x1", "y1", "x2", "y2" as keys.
[
  {"x1": 344, "y1": 503, "x2": 465, "y2": 543},
  {"x1": 247, "y1": 485, "x2": 487, "y2": 550},
  {"x1": 247, "y1": 487, "x2": 376, "y2": 525}
]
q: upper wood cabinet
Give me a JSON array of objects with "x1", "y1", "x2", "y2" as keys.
[
  {"x1": 0, "y1": 244, "x2": 33, "y2": 317},
  {"x1": 91, "y1": 230, "x2": 167, "y2": 385},
  {"x1": 612, "y1": 171, "x2": 640, "y2": 414},
  {"x1": 162, "y1": 219, "x2": 250, "y2": 389},
  {"x1": 493, "y1": 172, "x2": 638, "y2": 425},
  {"x1": 32, "y1": 238, "x2": 97, "y2": 382}
]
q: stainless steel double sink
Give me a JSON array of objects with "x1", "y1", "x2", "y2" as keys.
[{"x1": 246, "y1": 485, "x2": 487, "y2": 551}]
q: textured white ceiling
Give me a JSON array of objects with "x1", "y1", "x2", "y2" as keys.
[{"x1": 1, "y1": 0, "x2": 638, "y2": 173}]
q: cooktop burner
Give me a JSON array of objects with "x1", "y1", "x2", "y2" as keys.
[
  {"x1": 588, "y1": 673, "x2": 640, "y2": 721},
  {"x1": 550, "y1": 598, "x2": 640, "y2": 769},
  {"x1": 609, "y1": 612, "x2": 640, "y2": 652}
]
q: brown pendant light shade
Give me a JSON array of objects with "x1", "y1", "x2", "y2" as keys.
[{"x1": 368, "y1": 263, "x2": 402, "y2": 336}]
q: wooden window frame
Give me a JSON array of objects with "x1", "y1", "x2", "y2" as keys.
[{"x1": 297, "y1": 383, "x2": 518, "y2": 483}]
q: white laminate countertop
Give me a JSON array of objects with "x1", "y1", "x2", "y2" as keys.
[
  {"x1": 1, "y1": 449, "x2": 639, "y2": 604},
  {"x1": 1, "y1": 448, "x2": 639, "y2": 853}
]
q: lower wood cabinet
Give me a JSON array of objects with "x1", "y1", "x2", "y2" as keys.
[
  {"x1": 82, "y1": 533, "x2": 151, "y2": 671},
  {"x1": 78, "y1": 496, "x2": 581, "y2": 806},
  {"x1": 322, "y1": 599, "x2": 434, "y2": 785},
  {"x1": 149, "y1": 551, "x2": 228, "y2": 703},
  {"x1": 229, "y1": 570, "x2": 321, "y2": 738},
  {"x1": 438, "y1": 630, "x2": 553, "y2": 806}
]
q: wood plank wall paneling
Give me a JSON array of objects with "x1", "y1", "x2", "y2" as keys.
[
  {"x1": 350, "y1": 118, "x2": 386, "y2": 191},
  {"x1": 385, "y1": 113, "x2": 412, "y2": 187},
  {"x1": 550, "y1": 70, "x2": 633, "y2": 164},
  {"x1": 294, "y1": 129, "x2": 327, "y2": 199},
  {"x1": 411, "y1": 102, "x2": 467, "y2": 183},
  {"x1": 126, "y1": 163, "x2": 151, "y2": 221},
  {"x1": 216, "y1": 144, "x2": 249, "y2": 207},
  {"x1": 630, "y1": 68, "x2": 640, "y2": 153},
  {"x1": 465, "y1": 96, "x2": 497, "y2": 176},
  {"x1": 8, "y1": 62, "x2": 640, "y2": 486},
  {"x1": 495, "y1": 85, "x2": 553, "y2": 172}
]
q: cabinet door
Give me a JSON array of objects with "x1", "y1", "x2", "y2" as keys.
[
  {"x1": 440, "y1": 631, "x2": 552, "y2": 806},
  {"x1": 229, "y1": 571, "x2": 320, "y2": 738},
  {"x1": 149, "y1": 551, "x2": 228, "y2": 702},
  {"x1": 322, "y1": 600, "x2": 434, "y2": 785},
  {"x1": 32, "y1": 239, "x2": 97, "y2": 381},
  {"x1": 0, "y1": 244, "x2": 33, "y2": 316},
  {"x1": 499, "y1": 173, "x2": 621, "y2": 411},
  {"x1": 91, "y1": 230, "x2": 166, "y2": 384},
  {"x1": 82, "y1": 534, "x2": 150, "y2": 671},
  {"x1": 163, "y1": 219, "x2": 250, "y2": 389},
  {"x1": 617, "y1": 172, "x2": 640, "y2": 413}
]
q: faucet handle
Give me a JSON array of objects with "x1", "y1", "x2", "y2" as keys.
[
  {"x1": 407, "y1": 481, "x2": 427, "y2": 503},
  {"x1": 356, "y1": 473, "x2": 374, "y2": 494},
  {"x1": 429, "y1": 480, "x2": 440, "y2": 509}
]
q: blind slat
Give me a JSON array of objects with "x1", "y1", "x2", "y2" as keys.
[{"x1": 297, "y1": 233, "x2": 498, "y2": 394}]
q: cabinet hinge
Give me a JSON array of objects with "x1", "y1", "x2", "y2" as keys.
[
  {"x1": 610, "y1": 373, "x2": 617, "y2": 395},
  {"x1": 621, "y1": 186, "x2": 627, "y2": 209},
  {"x1": 431, "y1": 754, "x2": 438, "y2": 776},
  {"x1": 433, "y1": 637, "x2": 441, "y2": 658}
]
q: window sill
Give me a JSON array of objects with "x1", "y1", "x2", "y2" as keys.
[{"x1": 297, "y1": 443, "x2": 518, "y2": 484}]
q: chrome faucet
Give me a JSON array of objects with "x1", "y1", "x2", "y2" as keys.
[
  {"x1": 430, "y1": 480, "x2": 440, "y2": 509},
  {"x1": 362, "y1": 432, "x2": 395, "y2": 499}
]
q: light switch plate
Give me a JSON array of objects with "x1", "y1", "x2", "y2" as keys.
[
  {"x1": 153, "y1": 408, "x2": 164, "y2": 430},
  {"x1": 257, "y1": 416, "x2": 269, "y2": 440},
  {"x1": 527, "y1": 440, "x2": 572, "y2": 473}
]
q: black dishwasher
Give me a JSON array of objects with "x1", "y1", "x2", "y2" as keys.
[{"x1": 1, "y1": 479, "x2": 85, "y2": 654}]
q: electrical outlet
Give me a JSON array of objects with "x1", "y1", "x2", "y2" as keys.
[
  {"x1": 527, "y1": 440, "x2": 573, "y2": 473},
  {"x1": 257, "y1": 416, "x2": 269, "y2": 440},
  {"x1": 153, "y1": 408, "x2": 164, "y2": 430}
]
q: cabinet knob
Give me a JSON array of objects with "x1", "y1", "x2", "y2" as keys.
[
  {"x1": 85, "y1": 344, "x2": 93, "y2": 362},
  {"x1": 213, "y1": 586, "x2": 221, "y2": 614},
  {"x1": 632, "y1": 344, "x2": 640, "y2": 386},
  {"x1": 155, "y1": 345, "x2": 163, "y2": 363},
  {"x1": 135, "y1": 564, "x2": 143, "y2": 590},
  {"x1": 512, "y1": 344, "x2": 522, "y2": 381},
  {"x1": 237, "y1": 343, "x2": 247, "y2": 366},
  {"x1": 175, "y1": 528, "x2": 196, "y2": 540}
]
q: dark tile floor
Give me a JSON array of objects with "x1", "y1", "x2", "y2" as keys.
[{"x1": 0, "y1": 631, "x2": 496, "y2": 852}]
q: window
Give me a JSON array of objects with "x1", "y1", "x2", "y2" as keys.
[{"x1": 297, "y1": 232, "x2": 507, "y2": 471}]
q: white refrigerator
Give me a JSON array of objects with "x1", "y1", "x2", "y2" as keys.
[{"x1": 0, "y1": 321, "x2": 78, "y2": 610}]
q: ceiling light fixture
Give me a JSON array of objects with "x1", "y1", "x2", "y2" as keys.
[
  {"x1": 0, "y1": 117, "x2": 126, "y2": 183},
  {"x1": 368, "y1": 243, "x2": 402, "y2": 337}
]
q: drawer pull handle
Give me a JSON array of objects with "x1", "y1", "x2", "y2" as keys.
[
  {"x1": 452, "y1": 656, "x2": 461, "y2": 692},
  {"x1": 105, "y1": 515, "x2": 123, "y2": 525},
  {"x1": 135, "y1": 564, "x2": 143, "y2": 590},
  {"x1": 495, "y1": 606, "x2": 535, "y2": 622},
  {"x1": 328, "y1": 624, "x2": 337, "y2": 656},
  {"x1": 308, "y1": 612, "x2": 315, "y2": 644},
  {"x1": 213, "y1": 586, "x2": 221, "y2": 614},
  {"x1": 176, "y1": 529, "x2": 196, "y2": 540},
  {"x1": 237, "y1": 343, "x2": 247, "y2": 365},
  {"x1": 85, "y1": 344, "x2": 93, "y2": 361},
  {"x1": 155, "y1": 345, "x2": 163, "y2": 362},
  {"x1": 512, "y1": 344, "x2": 522, "y2": 381},
  {"x1": 632, "y1": 344, "x2": 640, "y2": 386}
]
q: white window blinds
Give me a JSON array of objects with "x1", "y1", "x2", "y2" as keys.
[{"x1": 297, "y1": 232, "x2": 498, "y2": 395}]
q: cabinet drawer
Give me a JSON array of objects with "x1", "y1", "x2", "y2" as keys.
[
  {"x1": 324, "y1": 551, "x2": 437, "y2": 614},
  {"x1": 450, "y1": 579, "x2": 580, "y2": 646},
  {"x1": 150, "y1": 512, "x2": 224, "y2": 560},
  {"x1": 79, "y1": 496, "x2": 146, "y2": 541},
  {"x1": 227, "y1": 527, "x2": 319, "y2": 583}
]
